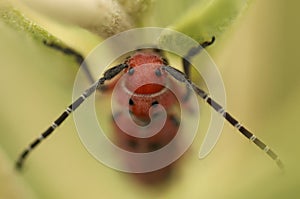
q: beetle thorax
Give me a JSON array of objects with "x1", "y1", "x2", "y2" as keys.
[{"x1": 125, "y1": 52, "x2": 167, "y2": 94}]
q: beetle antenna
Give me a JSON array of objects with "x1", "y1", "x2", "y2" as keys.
[
  {"x1": 183, "y1": 36, "x2": 215, "y2": 78},
  {"x1": 162, "y1": 65, "x2": 284, "y2": 169},
  {"x1": 15, "y1": 63, "x2": 128, "y2": 170}
]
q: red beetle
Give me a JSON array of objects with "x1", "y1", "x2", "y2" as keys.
[
  {"x1": 105, "y1": 50, "x2": 188, "y2": 183},
  {"x1": 16, "y1": 37, "x2": 283, "y2": 183}
]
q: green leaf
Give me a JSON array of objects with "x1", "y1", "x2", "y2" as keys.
[
  {"x1": 171, "y1": 0, "x2": 253, "y2": 42},
  {"x1": 0, "y1": 2, "x2": 102, "y2": 56},
  {"x1": 144, "y1": 0, "x2": 252, "y2": 43}
]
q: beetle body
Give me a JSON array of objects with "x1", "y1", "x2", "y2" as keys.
[{"x1": 108, "y1": 50, "x2": 188, "y2": 183}]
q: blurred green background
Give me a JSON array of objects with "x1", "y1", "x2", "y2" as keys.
[{"x1": 0, "y1": 0, "x2": 300, "y2": 199}]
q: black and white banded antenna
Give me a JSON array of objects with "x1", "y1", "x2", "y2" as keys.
[
  {"x1": 15, "y1": 63, "x2": 128, "y2": 169},
  {"x1": 162, "y1": 65, "x2": 284, "y2": 169}
]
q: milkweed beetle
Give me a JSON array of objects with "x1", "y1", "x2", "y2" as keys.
[{"x1": 16, "y1": 35, "x2": 283, "y2": 184}]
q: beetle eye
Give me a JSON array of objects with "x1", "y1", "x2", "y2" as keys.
[
  {"x1": 128, "y1": 68, "x2": 134, "y2": 75},
  {"x1": 155, "y1": 69, "x2": 162, "y2": 77}
]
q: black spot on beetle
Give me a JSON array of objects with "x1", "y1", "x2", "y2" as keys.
[
  {"x1": 129, "y1": 98, "x2": 135, "y2": 106},
  {"x1": 151, "y1": 101, "x2": 159, "y2": 107},
  {"x1": 148, "y1": 142, "x2": 162, "y2": 151},
  {"x1": 128, "y1": 139, "x2": 138, "y2": 149},
  {"x1": 162, "y1": 58, "x2": 169, "y2": 65},
  {"x1": 170, "y1": 115, "x2": 180, "y2": 127}
]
